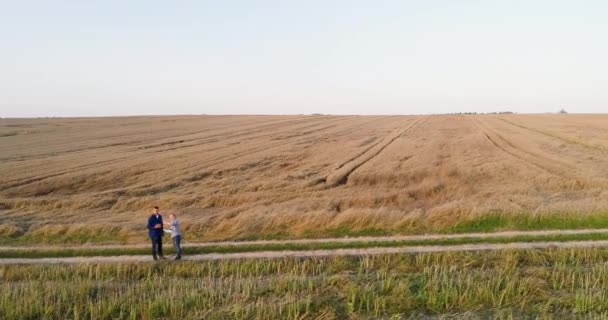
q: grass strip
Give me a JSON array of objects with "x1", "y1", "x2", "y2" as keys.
[
  {"x1": 4, "y1": 248, "x2": 608, "y2": 318},
  {"x1": 444, "y1": 212, "x2": 608, "y2": 233},
  {"x1": 5, "y1": 211, "x2": 608, "y2": 245},
  {"x1": 3, "y1": 231, "x2": 608, "y2": 259}
]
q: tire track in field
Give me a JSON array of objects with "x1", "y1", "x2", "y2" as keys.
[
  {"x1": 471, "y1": 117, "x2": 578, "y2": 179},
  {"x1": 496, "y1": 116, "x2": 608, "y2": 153},
  {"x1": 332, "y1": 126, "x2": 393, "y2": 171},
  {"x1": 162, "y1": 117, "x2": 367, "y2": 169},
  {"x1": 1, "y1": 116, "x2": 387, "y2": 191},
  {"x1": 193, "y1": 116, "x2": 392, "y2": 171},
  {"x1": 117, "y1": 116, "x2": 387, "y2": 193},
  {"x1": 325, "y1": 117, "x2": 426, "y2": 187},
  {"x1": 0, "y1": 116, "x2": 383, "y2": 194},
  {"x1": 0, "y1": 117, "x2": 350, "y2": 191},
  {"x1": 329, "y1": 116, "x2": 410, "y2": 171},
  {"x1": 0, "y1": 121, "x2": 217, "y2": 163},
  {"x1": 5, "y1": 239, "x2": 608, "y2": 265},
  {"x1": 139, "y1": 116, "x2": 350, "y2": 154},
  {"x1": 1, "y1": 116, "x2": 328, "y2": 177},
  {"x1": 0, "y1": 116, "x2": 407, "y2": 194},
  {"x1": 174, "y1": 116, "x2": 384, "y2": 160},
  {"x1": 156, "y1": 116, "x2": 355, "y2": 155},
  {"x1": 160, "y1": 117, "x2": 399, "y2": 190},
  {"x1": 0, "y1": 121, "x2": 266, "y2": 186},
  {"x1": 493, "y1": 116, "x2": 608, "y2": 182}
]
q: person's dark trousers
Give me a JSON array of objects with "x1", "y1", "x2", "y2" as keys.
[
  {"x1": 151, "y1": 235, "x2": 163, "y2": 259},
  {"x1": 172, "y1": 235, "x2": 182, "y2": 259}
]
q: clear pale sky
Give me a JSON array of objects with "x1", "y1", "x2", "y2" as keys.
[{"x1": 2, "y1": 1, "x2": 607, "y2": 117}]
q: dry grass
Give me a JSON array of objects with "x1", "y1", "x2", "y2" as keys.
[{"x1": 3, "y1": 114, "x2": 608, "y2": 243}]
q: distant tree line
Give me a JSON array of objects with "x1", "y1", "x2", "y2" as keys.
[{"x1": 438, "y1": 111, "x2": 516, "y2": 115}]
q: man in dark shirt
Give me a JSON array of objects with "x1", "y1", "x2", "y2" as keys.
[{"x1": 147, "y1": 206, "x2": 165, "y2": 260}]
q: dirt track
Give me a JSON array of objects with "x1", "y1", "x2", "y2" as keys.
[
  {"x1": 3, "y1": 236, "x2": 608, "y2": 265},
  {"x1": 2, "y1": 228, "x2": 608, "y2": 251}
]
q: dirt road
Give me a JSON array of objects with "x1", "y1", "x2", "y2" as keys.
[
  {"x1": 3, "y1": 228, "x2": 607, "y2": 251},
  {"x1": 3, "y1": 238, "x2": 608, "y2": 265}
]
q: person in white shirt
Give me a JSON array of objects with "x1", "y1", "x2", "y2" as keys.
[{"x1": 164, "y1": 213, "x2": 183, "y2": 260}]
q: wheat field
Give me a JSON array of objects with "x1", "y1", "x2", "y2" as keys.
[{"x1": 2, "y1": 114, "x2": 608, "y2": 243}]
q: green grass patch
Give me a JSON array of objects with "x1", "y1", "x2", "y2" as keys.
[
  {"x1": 325, "y1": 226, "x2": 390, "y2": 238},
  {"x1": 446, "y1": 212, "x2": 608, "y2": 233},
  {"x1": 242, "y1": 211, "x2": 608, "y2": 241}
]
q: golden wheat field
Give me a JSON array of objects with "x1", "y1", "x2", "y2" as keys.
[{"x1": 2, "y1": 114, "x2": 608, "y2": 243}]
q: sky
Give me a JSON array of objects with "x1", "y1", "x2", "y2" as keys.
[{"x1": 1, "y1": 0, "x2": 607, "y2": 117}]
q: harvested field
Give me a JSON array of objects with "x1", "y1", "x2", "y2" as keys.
[{"x1": 2, "y1": 114, "x2": 608, "y2": 243}]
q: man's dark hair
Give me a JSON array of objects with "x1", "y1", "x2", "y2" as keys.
[{"x1": 153, "y1": 206, "x2": 159, "y2": 210}]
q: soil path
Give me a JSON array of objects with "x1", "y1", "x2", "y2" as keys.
[
  {"x1": 2, "y1": 228, "x2": 608, "y2": 251},
  {"x1": 3, "y1": 237, "x2": 608, "y2": 265}
]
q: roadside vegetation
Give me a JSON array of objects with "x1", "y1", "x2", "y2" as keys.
[
  {"x1": 4, "y1": 248, "x2": 608, "y2": 319},
  {"x1": 4, "y1": 211, "x2": 608, "y2": 246}
]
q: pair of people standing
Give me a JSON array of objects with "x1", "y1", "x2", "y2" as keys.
[{"x1": 147, "y1": 206, "x2": 183, "y2": 260}]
